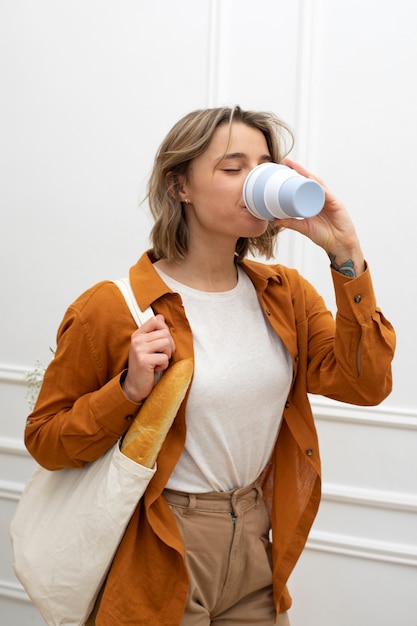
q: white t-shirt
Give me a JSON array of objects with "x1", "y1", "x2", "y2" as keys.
[{"x1": 155, "y1": 266, "x2": 293, "y2": 492}]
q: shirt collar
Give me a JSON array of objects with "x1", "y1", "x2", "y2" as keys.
[
  {"x1": 239, "y1": 258, "x2": 283, "y2": 293},
  {"x1": 129, "y1": 250, "x2": 173, "y2": 311},
  {"x1": 129, "y1": 250, "x2": 284, "y2": 309}
]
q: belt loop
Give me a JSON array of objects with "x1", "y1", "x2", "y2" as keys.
[
  {"x1": 254, "y1": 482, "x2": 263, "y2": 509},
  {"x1": 184, "y1": 493, "x2": 197, "y2": 516}
]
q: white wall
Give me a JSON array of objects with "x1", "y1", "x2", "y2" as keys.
[{"x1": 1, "y1": 1, "x2": 416, "y2": 624}]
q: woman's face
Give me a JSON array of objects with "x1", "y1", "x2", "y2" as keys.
[{"x1": 180, "y1": 121, "x2": 272, "y2": 243}]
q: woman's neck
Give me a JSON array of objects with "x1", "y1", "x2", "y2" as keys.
[{"x1": 155, "y1": 249, "x2": 238, "y2": 293}]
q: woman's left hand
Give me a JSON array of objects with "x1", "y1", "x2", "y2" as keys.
[{"x1": 274, "y1": 158, "x2": 366, "y2": 276}]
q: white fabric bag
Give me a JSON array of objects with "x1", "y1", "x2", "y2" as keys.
[{"x1": 10, "y1": 278, "x2": 155, "y2": 626}]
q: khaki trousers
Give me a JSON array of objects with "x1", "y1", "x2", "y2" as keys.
[{"x1": 164, "y1": 480, "x2": 291, "y2": 626}]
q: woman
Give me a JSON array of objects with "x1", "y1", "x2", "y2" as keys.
[{"x1": 25, "y1": 106, "x2": 395, "y2": 625}]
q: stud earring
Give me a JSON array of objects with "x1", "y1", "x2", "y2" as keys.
[{"x1": 184, "y1": 198, "x2": 190, "y2": 204}]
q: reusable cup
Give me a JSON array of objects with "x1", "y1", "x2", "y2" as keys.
[{"x1": 243, "y1": 162, "x2": 325, "y2": 220}]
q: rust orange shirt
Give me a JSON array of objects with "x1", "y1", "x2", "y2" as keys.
[{"x1": 25, "y1": 250, "x2": 395, "y2": 625}]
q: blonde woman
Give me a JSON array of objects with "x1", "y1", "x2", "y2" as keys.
[{"x1": 26, "y1": 106, "x2": 395, "y2": 625}]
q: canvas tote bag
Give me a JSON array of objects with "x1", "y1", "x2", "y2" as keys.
[{"x1": 10, "y1": 278, "x2": 156, "y2": 626}]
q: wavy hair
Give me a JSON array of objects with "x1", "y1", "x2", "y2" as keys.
[{"x1": 147, "y1": 106, "x2": 294, "y2": 262}]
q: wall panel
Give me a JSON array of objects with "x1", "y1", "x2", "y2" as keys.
[
  {"x1": 1, "y1": 1, "x2": 415, "y2": 624},
  {"x1": 302, "y1": 0, "x2": 416, "y2": 409},
  {"x1": 289, "y1": 550, "x2": 416, "y2": 626}
]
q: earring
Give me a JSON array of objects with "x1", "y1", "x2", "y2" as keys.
[{"x1": 184, "y1": 198, "x2": 190, "y2": 204}]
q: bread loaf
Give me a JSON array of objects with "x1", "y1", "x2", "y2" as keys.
[{"x1": 121, "y1": 358, "x2": 193, "y2": 467}]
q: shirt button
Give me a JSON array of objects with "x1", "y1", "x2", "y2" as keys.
[
  {"x1": 125, "y1": 414, "x2": 134, "y2": 421},
  {"x1": 353, "y1": 294, "x2": 362, "y2": 303},
  {"x1": 306, "y1": 448, "x2": 313, "y2": 457}
]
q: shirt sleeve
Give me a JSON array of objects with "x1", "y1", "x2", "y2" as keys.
[
  {"x1": 25, "y1": 282, "x2": 143, "y2": 470},
  {"x1": 306, "y1": 265, "x2": 395, "y2": 404}
]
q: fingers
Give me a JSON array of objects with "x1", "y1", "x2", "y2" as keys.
[
  {"x1": 272, "y1": 159, "x2": 349, "y2": 247},
  {"x1": 122, "y1": 315, "x2": 176, "y2": 403},
  {"x1": 283, "y1": 157, "x2": 328, "y2": 189},
  {"x1": 282, "y1": 158, "x2": 345, "y2": 214},
  {"x1": 132, "y1": 314, "x2": 176, "y2": 370}
]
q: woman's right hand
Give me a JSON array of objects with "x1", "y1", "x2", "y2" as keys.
[{"x1": 121, "y1": 314, "x2": 176, "y2": 403}]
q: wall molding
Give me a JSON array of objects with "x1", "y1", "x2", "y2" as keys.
[
  {"x1": 295, "y1": 0, "x2": 321, "y2": 164},
  {"x1": 0, "y1": 578, "x2": 30, "y2": 603},
  {"x1": 207, "y1": 0, "x2": 221, "y2": 107},
  {"x1": 2, "y1": 362, "x2": 415, "y2": 428},
  {"x1": 322, "y1": 482, "x2": 417, "y2": 513},
  {"x1": 2, "y1": 532, "x2": 415, "y2": 609},
  {"x1": 0, "y1": 363, "x2": 28, "y2": 385},
  {"x1": 310, "y1": 396, "x2": 417, "y2": 430},
  {"x1": 4, "y1": 472, "x2": 416, "y2": 514},
  {"x1": 0, "y1": 479, "x2": 26, "y2": 502},
  {"x1": 289, "y1": 0, "x2": 323, "y2": 271},
  {"x1": 0, "y1": 436, "x2": 27, "y2": 457},
  {"x1": 306, "y1": 529, "x2": 417, "y2": 568}
]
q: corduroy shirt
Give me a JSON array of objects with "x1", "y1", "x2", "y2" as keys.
[{"x1": 25, "y1": 250, "x2": 395, "y2": 625}]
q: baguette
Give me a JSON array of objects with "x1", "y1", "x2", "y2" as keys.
[{"x1": 120, "y1": 358, "x2": 193, "y2": 467}]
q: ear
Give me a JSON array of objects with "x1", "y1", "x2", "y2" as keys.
[
  {"x1": 176, "y1": 174, "x2": 189, "y2": 204},
  {"x1": 165, "y1": 172, "x2": 189, "y2": 203}
]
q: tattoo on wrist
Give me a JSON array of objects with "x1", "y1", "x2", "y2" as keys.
[{"x1": 328, "y1": 254, "x2": 357, "y2": 278}]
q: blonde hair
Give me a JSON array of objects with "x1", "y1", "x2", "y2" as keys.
[{"x1": 148, "y1": 106, "x2": 294, "y2": 262}]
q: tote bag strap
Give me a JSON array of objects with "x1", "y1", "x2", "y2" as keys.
[{"x1": 113, "y1": 278, "x2": 154, "y2": 327}]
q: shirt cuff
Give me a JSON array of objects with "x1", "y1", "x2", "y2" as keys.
[
  {"x1": 89, "y1": 372, "x2": 143, "y2": 436},
  {"x1": 331, "y1": 263, "x2": 378, "y2": 324}
]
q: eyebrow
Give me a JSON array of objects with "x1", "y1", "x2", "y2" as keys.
[{"x1": 221, "y1": 152, "x2": 271, "y2": 161}]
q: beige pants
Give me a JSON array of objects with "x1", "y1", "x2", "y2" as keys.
[
  {"x1": 87, "y1": 481, "x2": 291, "y2": 625},
  {"x1": 164, "y1": 480, "x2": 291, "y2": 625}
]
